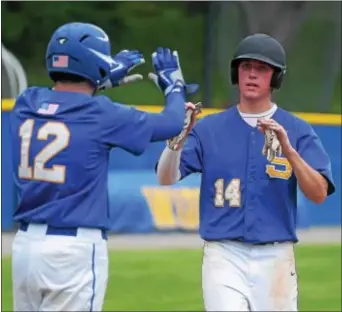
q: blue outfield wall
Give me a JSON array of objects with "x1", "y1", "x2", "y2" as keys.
[{"x1": 1, "y1": 111, "x2": 341, "y2": 232}]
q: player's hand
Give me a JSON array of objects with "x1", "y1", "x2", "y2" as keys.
[
  {"x1": 167, "y1": 102, "x2": 202, "y2": 151},
  {"x1": 99, "y1": 50, "x2": 145, "y2": 90},
  {"x1": 257, "y1": 118, "x2": 293, "y2": 161},
  {"x1": 148, "y1": 47, "x2": 199, "y2": 96}
]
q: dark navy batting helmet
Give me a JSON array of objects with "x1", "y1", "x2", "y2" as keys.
[{"x1": 230, "y1": 33, "x2": 286, "y2": 89}]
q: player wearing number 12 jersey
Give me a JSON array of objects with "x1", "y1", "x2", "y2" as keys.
[
  {"x1": 10, "y1": 22, "x2": 198, "y2": 311},
  {"x1": 156, "y1": 34, "x2": 335, "y2": 311}
]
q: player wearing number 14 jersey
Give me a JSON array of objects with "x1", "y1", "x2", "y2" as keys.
[{"x1": 156, "y1": 34, "x2": 335, "y2": 311}]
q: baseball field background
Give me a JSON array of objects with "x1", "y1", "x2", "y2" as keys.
[{"x1": 1, "y1": 1, "x2": 341, "y2": 311}]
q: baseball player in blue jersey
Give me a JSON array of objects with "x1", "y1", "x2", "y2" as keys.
[
  {"x1": 10, "y1": 22, "x2": 199, "y2": 311},
  {"x1": 156, "y1": 33, "x2": 336, "y2": 311}
]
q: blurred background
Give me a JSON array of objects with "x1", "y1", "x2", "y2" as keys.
[
  {"x1": 1, "y1": 1, "x2": 341, "y2": 311},
  {"x1": 2, "y1": 1, "x2": 341, "y2": 112}
]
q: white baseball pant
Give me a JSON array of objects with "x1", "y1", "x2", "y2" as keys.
[
  {"x1": 202, "y1": 240, "x2": 298, "y2": 311},
  {"x1": 12, "y1": 223, "x2": 108, "y2": 311}
]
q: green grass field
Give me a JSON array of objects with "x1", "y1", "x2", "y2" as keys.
[{"x1": 2, "y1": 244, "x2": 341, "y2": 311}]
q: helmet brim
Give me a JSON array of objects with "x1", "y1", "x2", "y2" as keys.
[{"x1": 232, "y1": 53, "x2": 285, "y2": 70}]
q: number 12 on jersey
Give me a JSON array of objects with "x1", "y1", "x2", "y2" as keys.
[
  {"x1": 18, "y1": 119, "x2": 70, "y2": 184},
  {"x1": 214, "y1": 178, "x2": 241, "y2": 208}
]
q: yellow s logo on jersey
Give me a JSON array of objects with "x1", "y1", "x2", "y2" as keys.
[{"x1": 266, "y1": 156, "x2": 292, "y2": 180}]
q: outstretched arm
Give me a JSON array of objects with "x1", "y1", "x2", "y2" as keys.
[
  {"x1": 99, "y1": 47, "x2": 199, "y2": 155},
  {"x1": 156, "y1": 103, "x2": 202, "y2": 185},
  {"x1": 157, "y1": 148, "x2": 182, "y2": 185}
]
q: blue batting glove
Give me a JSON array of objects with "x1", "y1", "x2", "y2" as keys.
[
  {"x1": 148, "y1": 47, "x2": 199, "y2": 96},
  {"x1": 99, "y1": 49, "x2": 145, "y2": 90}
]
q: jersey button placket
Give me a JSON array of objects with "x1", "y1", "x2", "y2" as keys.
[{"x1": 244, "y1": 131, "x2": 257, "y2": 240}]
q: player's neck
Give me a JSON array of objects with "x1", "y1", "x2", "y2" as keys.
[
  {"x1": 54, "y1": 82, "x2": 95, "y2": 96},
  {"x1": 238, "y1": 95, "x2": 273, "y2": 114}
]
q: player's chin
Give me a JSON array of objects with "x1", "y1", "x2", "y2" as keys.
[{"x1": 241, "y1": 89, "x2": 262, "y2": 100}]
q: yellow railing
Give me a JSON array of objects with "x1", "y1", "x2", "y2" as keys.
[{"x1": 2, "y1": 99, "x2": 341, "y2": 126}]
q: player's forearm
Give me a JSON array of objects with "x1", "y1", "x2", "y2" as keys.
[
  {"x1": 156, "y1": 147, "x2": 182, "y2": 185},
  {"x1": 149, "y1": 91, "x2": 186, "y2": 141},
  {"x1": 286, "y1": 148, "x2": 328, "y2": 203}
]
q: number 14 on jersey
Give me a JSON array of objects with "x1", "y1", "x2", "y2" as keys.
[{"x1": 214, "y1": 178, "x2": 241, "y2": 208}]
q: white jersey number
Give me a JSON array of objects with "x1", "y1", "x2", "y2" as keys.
[
  {"x1": 19, "y1": 119, "x2": 70, "y2": 183},
  {"x1": 214, "y1": 178, "x2": 241, "y2": 208}
]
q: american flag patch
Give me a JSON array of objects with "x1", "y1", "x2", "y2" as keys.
[
  {"x1": 37, "y1": 103, "x2": 59, "y2": 115},
  {"x1": 52, "y1": 55, "x2": 69, "y2": 68}
]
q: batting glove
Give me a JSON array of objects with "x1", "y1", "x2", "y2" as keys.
[
  {"x1": 148, "y1": 47, "x2": 199, "y2": 96},
  {"x1": 262, "y1": 128, "x2": 282, "y2": 162},
  {"x1": 167, "y1": 102, "x2": 202, "y2": 151},
  {"x1": 99, "y1": 49, "x2": 145, "y2": 90}
]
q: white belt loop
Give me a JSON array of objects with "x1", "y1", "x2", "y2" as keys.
[
  {"x1": 22, "y1": 224, "x2": 48, "y2": 237},
  {"x1": 76, "y1": 228, "x2": 104, "y2": 241}
]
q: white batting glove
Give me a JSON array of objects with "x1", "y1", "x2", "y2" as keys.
[
  {"x1": 167, "y1": 102, "x2": 202, "y2": 151},
  {"x1": 262, "y1": 129, "x2": 282, "y2": 162}
]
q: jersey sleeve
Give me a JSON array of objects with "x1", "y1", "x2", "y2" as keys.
[
  {"x1": 179, "y1": 127, "x2": 203, "y2": 179},
  {"x1": 296, "y1": 118, "x2": 335, "y2": 195},
  {"x1": 98, "y1": 97, "x2": 153, "y2": 155}
]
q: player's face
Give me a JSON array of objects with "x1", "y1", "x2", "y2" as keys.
[{"x1": 238, "y1": 60, "x2": 274, "y2": 100}]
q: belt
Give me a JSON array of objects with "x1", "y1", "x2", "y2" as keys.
[
  {"x1": 231, "y1": 238, "x2": 279, "y2": 246},
  {"x1": 19, "y1": 222, "x2": 108, "y2": 240}
]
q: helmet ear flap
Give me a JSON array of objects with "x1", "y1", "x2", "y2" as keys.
[
  {"x1": 270, "y1": 69, "x2": 285, "y2": 89},
  {"x1": 230, "y1": 59, "x2": 240, "y2": 85},
  {"x1": 230, "y1": 66, "x2": 239, "y2": 85}
]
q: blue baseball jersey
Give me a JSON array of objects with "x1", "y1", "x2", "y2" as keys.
[
  {"x1": 10, "y1": 87, "x2": 154, "y2": 230},
  {"x1": 180, "y1": 105, "x2": 335, "y2": 243}
]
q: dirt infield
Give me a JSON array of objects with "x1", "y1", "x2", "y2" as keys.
[{"x1": 1, "y1": 227, "x2": 341, "y2": 256}]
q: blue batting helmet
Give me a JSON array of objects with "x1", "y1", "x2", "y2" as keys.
[{"x1": 46, "y1": 22, "x2": 114, "y2": 87}]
